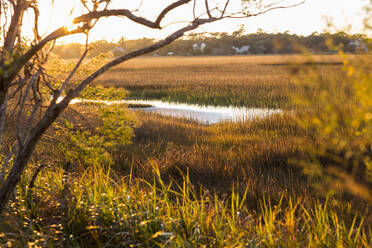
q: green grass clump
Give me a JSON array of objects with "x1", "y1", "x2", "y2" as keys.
[{"x1": 0, "y1": 164, "x2": 370, "y2": 247}]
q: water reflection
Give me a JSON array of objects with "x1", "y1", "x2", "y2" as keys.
[{"x1": 70, "y1": 98, "x2": 282, "y2": 124}]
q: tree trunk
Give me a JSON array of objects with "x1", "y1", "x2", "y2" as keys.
[
  {"x1": 0, "y1": 90, "x2": 8, "y2": 145},
  {"x1": 0, "y1": 104, "x2": 65, "y2": 214},
  {"x1": 0, "y1": 149, "x2": 30, "y2": 213}
]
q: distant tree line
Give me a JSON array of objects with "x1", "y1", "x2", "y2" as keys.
[{"x1": 54, "y1": 30, "x2": 371, "y2": 59}]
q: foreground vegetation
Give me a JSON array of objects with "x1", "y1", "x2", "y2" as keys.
[
  {"x1": 1, "y1": 162, "x2": 369, "y2": 247},
  {"x1": 1, "y1": 55, "x2": 371, "y2": 247}
]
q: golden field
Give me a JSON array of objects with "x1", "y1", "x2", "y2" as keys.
[{"x1": 90, "y1": 55, "x2": 344, "y2": 107}]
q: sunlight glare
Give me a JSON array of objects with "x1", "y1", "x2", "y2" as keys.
[
  {"x1": 44, "y1": 1, "x2": 81, "y2": 32},
  {"x1": 64, "y1": 15, "x2": 79, "y2": 32}
]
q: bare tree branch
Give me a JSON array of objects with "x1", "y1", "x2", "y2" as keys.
[
  {"x1": 218, "y1": 0, "x2": 305, "y2": 18},
  {"x1": 205, "y1": 0, "x2": 213, "y2": 19},
  {"x1": 2, "y1": 0, "x2": 27, "y2": 55},
  {"x1": 74, "y1": 0, "x2": 192, "y2": 28},
  {"x1": 155, "y1": 0, "x2": 192, "y2": 27},
  {"x1": 15, "y1": 69, "x2": 42, "y2": 145},
  {"x1": 220, "y1": 0, "x2": 230, "y2": 17},
  {"x1": 29, "y1": 4, "x2": 41, "y2": 40},
  {"x1": 3, "y1": 25, "x2": 88, "y2": 89},
  {"x1": 52, "y1": 43, "x2": 89, "y2": 105}
]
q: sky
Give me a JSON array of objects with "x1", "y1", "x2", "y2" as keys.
[{"x1": 23, "y1": 0, "x2": 370, "y2": 43}]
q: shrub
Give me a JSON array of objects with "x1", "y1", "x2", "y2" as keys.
[{"x1": 293, "y1": 54, "x2": 372, "y2": 201}]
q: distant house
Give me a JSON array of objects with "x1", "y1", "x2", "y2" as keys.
[
  {"x1": 348, "y1": 39, "x2": 368, "y2": 53},
  {"x1": 192, "y1": 42, "x2": 207, "y2": 53},
  {"x1": 167, "y1": 52, "x2": 175, "y2": 56},
  {"x1": 232, "y1": 45, "x2": 250, "y2": 54}
]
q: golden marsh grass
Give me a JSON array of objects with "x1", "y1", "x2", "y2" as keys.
[{"x1": 91, "y1": 55, "x2": 345, "y2": 107}]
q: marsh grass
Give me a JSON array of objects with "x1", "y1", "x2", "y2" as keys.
[
  {"x1": 91, "y1": 55, "x2": 345, "y2": 108},
  {"x1": 117, "y1": 112, "x2": 306, "y2": 196}
]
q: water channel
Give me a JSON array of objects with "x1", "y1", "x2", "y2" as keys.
[{"x1": 70, "y1": 98, "x2": 283, "y2": 124}]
